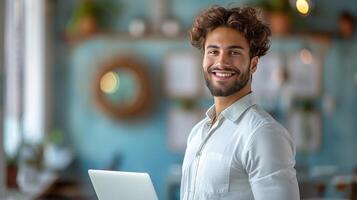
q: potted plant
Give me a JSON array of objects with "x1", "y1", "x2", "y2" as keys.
[
  {"x1": 253, "y1": 0, "x2": 293, "y2": 36},
  {"x1": 6, "y1": 156, "x2": 18, "y2": 188},
  {"x1": 66, "y1": 0, "x2": 121, "y2": 42}
]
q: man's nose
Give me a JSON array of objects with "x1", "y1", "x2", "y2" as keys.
[{"x1": 217, "y1": 52, "x2": 230, "y2": 66}]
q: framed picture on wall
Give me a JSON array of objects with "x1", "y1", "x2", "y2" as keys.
[
  {"x1": 287, "y1": 49, "x2": 322, "y2": 98},
  {"x1": 167, "y1": 107, "x2": 202, "y2": 153},
  {"x1": 252, "y1": 52, "x2": 285, "y2": 110},
  {"x1": 288, "y1": 110, "x2": 322, "y2": 152},
  {"x1": 163, "y1": 50, "x2": 203, "y2": 98}
]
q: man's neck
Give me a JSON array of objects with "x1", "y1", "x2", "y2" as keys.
[{"x1": 213, "y1": 86, "x2": 251, "y2": 120}]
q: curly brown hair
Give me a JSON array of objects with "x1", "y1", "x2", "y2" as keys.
[{"x1": 190, "y1": 6, "x2": 271, "y2": 58}]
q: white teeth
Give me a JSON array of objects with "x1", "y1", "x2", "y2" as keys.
[{"x1": 215, "y1": 72, "x2": 233, "y2": 77}]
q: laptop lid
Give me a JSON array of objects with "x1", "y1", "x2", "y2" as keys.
[{"x1": 88, "y1": 169, "x2": 158, "y2": 200}]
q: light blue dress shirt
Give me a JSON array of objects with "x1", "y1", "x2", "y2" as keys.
[{"x1": 180, "y1": 93, "x2": 299, "y2": 200}]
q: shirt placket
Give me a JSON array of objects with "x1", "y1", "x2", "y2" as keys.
[{"x1": 189, "y1": 117, "x2": 222, "y2": 200}]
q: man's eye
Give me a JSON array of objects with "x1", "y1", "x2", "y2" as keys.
[
  {"x1": 207, "y1": 50, "x2": 218, "y2": 55},
  {"x1": 231, "y1": 51, "x2": 241, "y2": 55}
]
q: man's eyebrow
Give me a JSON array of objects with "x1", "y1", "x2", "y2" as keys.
[
  {"x1": 206, "y1": 45, "x2": 219, "y2": 49},
  {"x1": 228, "y1": 45, "x2": 244, "y2": 50},
  {"x1": 205, "y1": 45, "x2": 245, "y2": 50}
]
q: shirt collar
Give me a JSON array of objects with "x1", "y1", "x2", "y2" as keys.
[
  {"x1": 205, "y1": 104, "x2": 216, "y2": 121},
  {"x1": 205, "y1": 93, "x2": 255, "y2": 122}
]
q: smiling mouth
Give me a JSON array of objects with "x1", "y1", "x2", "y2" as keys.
[{"x1": 211, "y1": 70, "x2": 237, "y2": 79}]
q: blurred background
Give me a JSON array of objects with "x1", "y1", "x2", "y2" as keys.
[{"x1": 0, "y1": 0, "x2": 357, "y2": 199}]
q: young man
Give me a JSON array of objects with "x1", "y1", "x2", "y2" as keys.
[{"x1": 180, "y1": 6, "x2": 300, "y2": 200}]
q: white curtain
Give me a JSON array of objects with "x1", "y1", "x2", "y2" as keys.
[
  {"x1": 4, "y1": 0, "x2": 24, "y2": 162},
  {"x1": 4, "y1": 0, "x2": 47, "y2": 155},
  {"x1": 23, "y1": 0, "x2": 46, "y2": 144},
  {"x1": 1, "y1": 0, "x2": 25, "y2": 196},
  {"x1": 0, "y1": 0, "x2": 7, "y2": 197},
  {"x1": 3, "y1": 0, "x2": 47, "y2": 182}
]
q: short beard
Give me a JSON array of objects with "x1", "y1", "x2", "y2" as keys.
[{"x1": 204, "y1": 64, "x2": 251, "y2": 97}]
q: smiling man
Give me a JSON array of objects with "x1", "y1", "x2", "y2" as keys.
[{"x1": 180, "y1": 6, "x2": 300, "y2": 200}]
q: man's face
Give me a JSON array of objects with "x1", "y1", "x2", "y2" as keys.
[{"x1": 203, "y1": 26, "x2": 256, "y2": 97}]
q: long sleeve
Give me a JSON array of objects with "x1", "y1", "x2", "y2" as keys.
[{"x1": 242, "y1": 124, "x2": 300, "y2": 200}]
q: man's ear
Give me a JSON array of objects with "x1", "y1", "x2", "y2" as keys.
[{"x1": 250, "y1": 56, "x2": 258, "y2": 73}]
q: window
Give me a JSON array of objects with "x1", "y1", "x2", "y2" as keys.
[{"x1": 4, "y1": 0, "x2": 48, "y2": 159}]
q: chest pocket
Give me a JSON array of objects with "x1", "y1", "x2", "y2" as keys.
[{"x1": 198, "y1": 152, "x2": 230, "y2": 196}]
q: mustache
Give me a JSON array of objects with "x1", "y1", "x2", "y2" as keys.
[{"x1": 207, "y1": 65, "x2": 240, "y2": 74}]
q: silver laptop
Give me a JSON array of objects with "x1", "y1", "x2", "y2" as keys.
[{"x1": 88, "y1": 169, "x2": 158, "y2": 200}]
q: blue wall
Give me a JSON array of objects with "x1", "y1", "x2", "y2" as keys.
[
  {"x1": 68, "y1": 39, "x2": 193, "y2": 199},
  {"x1": 311, "y1": 39, "x2": 357, "y2": 168},
  {"x1": 52, "y1": 0, "x2": 357, "y2": 199}
]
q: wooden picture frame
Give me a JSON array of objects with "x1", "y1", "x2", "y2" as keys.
[{"x1": 94, "y1": 56, "x2": 152, "y2": 119}]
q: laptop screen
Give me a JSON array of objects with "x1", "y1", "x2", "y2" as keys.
[{"x1": 88, "y1": 169, "x2": 158, "y2": 200}]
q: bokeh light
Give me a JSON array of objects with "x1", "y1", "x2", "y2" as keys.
[
  {"x1": 100, "y1": 71, "x2": 119, "y2": 94},
  {"x1": 296, "y1": 0, "x2": 310, "y2": 15},
  {"x1": 300, "y1": 48, "x2": 313, "y2": 65}
]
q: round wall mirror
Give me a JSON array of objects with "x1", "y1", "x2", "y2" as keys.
[{"x1": 94, "y1": 56, "x2": 152, "y2": 119}]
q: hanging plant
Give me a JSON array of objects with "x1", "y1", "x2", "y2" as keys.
[
  {"x1": 252, "y1": 0, "x2": 294, "y2": 36},
  {"x1": 66, "y1": 0, "x2": 121, "y2": 41}
]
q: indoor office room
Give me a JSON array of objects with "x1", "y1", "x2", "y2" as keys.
[{"x1": 0, "y1": 0, "x2": 356, "y2": 199}]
